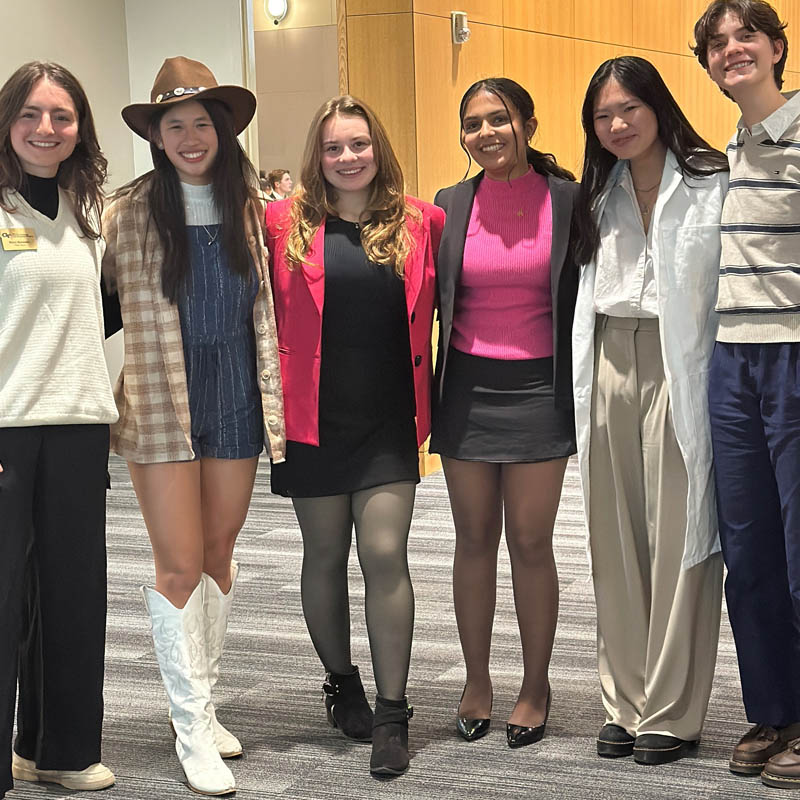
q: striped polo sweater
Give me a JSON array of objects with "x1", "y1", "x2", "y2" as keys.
[{"x1": 718, "y1": 89, "x2": 800, "y2": 343}]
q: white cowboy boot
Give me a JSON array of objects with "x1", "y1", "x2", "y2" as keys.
[
  {"x1": 143, "y1": 582, "x2": 235, "y2": 796},
  {"x1": 202, "y1": 561, "x2": 243, "y2": 758}
]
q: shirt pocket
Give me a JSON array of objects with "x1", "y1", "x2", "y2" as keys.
[{"x1": 658, "y1": 223, "x2": 721, "y2": 291}]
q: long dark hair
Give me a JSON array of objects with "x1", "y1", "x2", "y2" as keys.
[
  {"x1": 573, "y1": 56, "x2": 729, "y2": 266},
  {"x1": 0, "y1": 61, "x2": 106, "y2": 239},
  {"x1": 113, "y1": 98, "x2": 260, "y2": 303},
  {"x1": 458, "y1": 78, "x2": 575, "y2": 182}
]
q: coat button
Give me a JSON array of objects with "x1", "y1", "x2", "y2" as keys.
[
  {"x1": 414, "y1": 355, "x2": 422, "y2": 366},
  {"x1": 261, "y1": 369, "x2": 271, "y2": 380},
  {"x1": 257, "y1": 323, "x2": 267, "y2": 334},
  {"x1": 410, "y1": 311, "x2": 416, "y2": 323},
  {"x1": 267, "y1": 415, "x2": 278, "y2": 426}
]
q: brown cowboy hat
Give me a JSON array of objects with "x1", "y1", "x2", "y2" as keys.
[{"x1": 122, "y1": 56, "x2": 256, "y2": 140}]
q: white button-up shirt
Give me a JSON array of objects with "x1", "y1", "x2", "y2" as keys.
[{"x1": 593, "y1": 164, "x2": 658, "y2": 318}]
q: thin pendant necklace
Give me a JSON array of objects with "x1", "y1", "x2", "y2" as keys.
[{"x1": 201, "y1": 224, "x2": 219, "y2": 246}]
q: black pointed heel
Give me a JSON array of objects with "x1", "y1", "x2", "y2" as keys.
[
  {"x1": 455, "y1": 685, "x2": 492, "y2": 742},
  {"x1": 507, "y1": 685, "x2": 551, "y2": 749}
]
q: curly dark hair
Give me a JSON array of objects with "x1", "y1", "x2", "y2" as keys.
[{"x1": 692, "y1": 0, "x2": 788, "y2": 96}]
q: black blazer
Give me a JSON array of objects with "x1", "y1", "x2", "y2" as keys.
[{"x1": 433, "y1": 170, "x2": 579, "y2": 408}]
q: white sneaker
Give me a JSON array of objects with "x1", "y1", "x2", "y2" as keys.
[{"x1": 12, "y1": 751, "x2": 115, "y2": 790}]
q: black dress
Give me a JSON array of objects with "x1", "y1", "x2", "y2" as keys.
[{"x1": 270, "y1": 218, "x2": 419, "y2": 497}]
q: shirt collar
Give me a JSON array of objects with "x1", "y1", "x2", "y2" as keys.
[{"x1": 738, "y1": 89, "x2": 800, "y2": 142}]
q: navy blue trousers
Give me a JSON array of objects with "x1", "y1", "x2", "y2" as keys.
[{"x1": 709, "y1": 341, "x2": 800, "y2": 727}]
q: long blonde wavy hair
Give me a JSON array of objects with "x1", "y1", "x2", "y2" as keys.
[{"x1": 285, "y1": 95, "x2": 418, "y2": 277}]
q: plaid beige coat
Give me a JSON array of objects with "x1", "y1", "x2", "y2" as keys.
[{"x1": 102, "y1": 183, "x2": 285, "y2": 464}]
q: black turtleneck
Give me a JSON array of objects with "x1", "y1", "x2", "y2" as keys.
[
  {"x1": 20, "y1": 173, "x2": 59, "y2": 219},
  {"x1": 18, "y1": 172, "x2": 123, "y2": 337}
]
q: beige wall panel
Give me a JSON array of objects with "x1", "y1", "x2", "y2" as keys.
[
  {"x1": 786, "y1": 69, "x2": 800, "y2": 90},
  {"x1": 347, "y1": 13, "x2": 419, "y2": 194},
  {"x1": 348, "y1": 0, "x2": 411, "y2": 12},
  {"x1": 504, "y1": 29, "x2": 579, "y2": 175},
  {"x1": 413, "y1": 0, "x2": 503, "y2": 25},
  {"x1": 633, "y1": 0, "x2": 688, "y2": 56},
  {"x1": 574, "y1": 0, "x2": 633, "y2": 47},
  {"x1": 413, "y1": 15, "x2": 504, "y2": 200},
  {"x1": 678, "y1": 56, "x2": 740, "y2": 151},
  {"x1": 255, "y1": 26, "x2": 340, "y2": 179},
  {"x1": 504, "y1": 0, "x2": 573, "y2": 37}
]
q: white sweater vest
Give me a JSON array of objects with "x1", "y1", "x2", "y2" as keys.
[{"x1": 0, "y1": 189, "x2": 118, "y2": 427}]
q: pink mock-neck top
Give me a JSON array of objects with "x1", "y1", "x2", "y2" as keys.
[{"x1": 450, "y1": 167, "x2": 553, "y2": 360}]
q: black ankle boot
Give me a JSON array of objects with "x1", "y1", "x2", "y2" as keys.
[
  {"x1": 370, "y1": 695, "x2": 413, "y2": 777},
  {"x1": 323, "y1": 665, "x2": 374, "y2": 742}
]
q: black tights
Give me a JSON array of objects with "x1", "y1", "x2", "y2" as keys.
[{"x1": 292, "y1": 481, "x2": 416, "y2": 701}]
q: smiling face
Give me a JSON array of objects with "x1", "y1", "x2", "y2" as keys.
[
  {"x1": 593, "y1": 77, "x2": 662, "y2": 165},
  {"x1": 319, "y1": 113, "x2": 377, "y2": 197},
  {"x1": 9, "y1": 78, "x2": 80, "y2": 178},
  {"x1": 461, "y1": 90, "x2": 535, "y2": 181},
  {"x1": 705, "y1": 11, "x2": 784, "y2": 99},
  {"x1": 155, "y1": 99, "x2": 219, "y2": 185}
]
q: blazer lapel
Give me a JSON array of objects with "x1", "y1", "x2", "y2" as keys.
[
  {"x1": 404, "y1": 213, "x2": 424, "y2": 312},
  {"x1": 439, "y1": 175, "x2": 479, "y2": 318},
  {"x1": 548, "y1": 176, "x2": 571, "y2": 298},
  {"x1": 301, "y1": 219, "x2": 326, "y2": 318}
]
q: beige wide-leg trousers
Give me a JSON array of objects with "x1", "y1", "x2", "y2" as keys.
[{"x1": 588, "y1": 316, "x2": 722, "y2": 741}]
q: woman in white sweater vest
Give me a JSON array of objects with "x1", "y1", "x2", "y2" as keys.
[{"x1": 0, "y1": 62, "x2": 117, "y2": 798}]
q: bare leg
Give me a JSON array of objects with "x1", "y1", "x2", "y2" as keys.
[
  {"x1": 200, "y1": 457, "x2": 259, "y2": 592},
  {"x1": 353, "y1": 482, "x2": 416, "y2": 701},
  {"x1": 503, "y1": 458, "x2": 567, "y2": 727},
  {"x1": 127, "y1": 460, "x2": 204, "y2": 607},
  {"x1": 292, "y1": 495, "x2": 354, "y2": 674},
  {"x1": 442, "y1": 458, "x2": 503, "y2": 719}
]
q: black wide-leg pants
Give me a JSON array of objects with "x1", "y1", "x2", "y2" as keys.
[{"x1": 0, "y1": 424, "x2": 109, "y2": 797}]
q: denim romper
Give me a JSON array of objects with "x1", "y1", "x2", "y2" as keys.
[{"x1": 178, "y1": 224, "x2": 264, "y2": 460}]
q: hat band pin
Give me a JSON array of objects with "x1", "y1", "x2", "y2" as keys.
[{"x1": 155, "y1": 86, "x2": 207, "y2": 103}]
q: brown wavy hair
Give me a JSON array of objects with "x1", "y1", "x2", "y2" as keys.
[
  {"x1": 285, "y1": 95, "x2": 417, "y2": 277},
  {"x1": 0, "y1": 61, "x2": 106, "y2": 239}
]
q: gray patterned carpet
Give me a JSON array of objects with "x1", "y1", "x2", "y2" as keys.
[{"x1": 9, "y1": 456, "x2": 778, "y2": 799}]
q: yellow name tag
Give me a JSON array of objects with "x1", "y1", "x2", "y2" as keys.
[{"x1": 0, "y1": 228, "x2": 37, "y2": 251}]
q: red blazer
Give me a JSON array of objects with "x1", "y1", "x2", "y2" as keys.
[{"x1": 265, "y1": 196, "x2": 445, "y2": 448}]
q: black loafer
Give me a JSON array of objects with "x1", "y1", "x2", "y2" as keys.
[
  {"x1": 633, "y1": 734, "x2": 698, "y2": 765},
  {"x1": 597, "y1": 723, "x2": 635, "y2": 758}
]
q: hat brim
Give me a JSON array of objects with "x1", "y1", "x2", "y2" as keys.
[{"x1": 121, "y1": 85, "x2": 256, "y2": 140}]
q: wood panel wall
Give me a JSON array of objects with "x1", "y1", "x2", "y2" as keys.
[{"x1": 343, "y1": 0, "x2": 800, "y2": 198}]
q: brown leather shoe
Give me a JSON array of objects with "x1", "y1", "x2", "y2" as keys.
[
  {"x1": 730, "y1": 724, "x2": 793, "y2": 775},
  {"x1": 762, "y1": 738, "x2": 800, "y2": 788}
]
